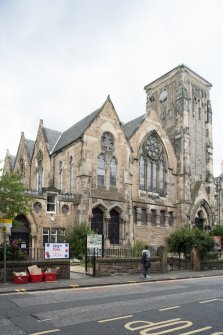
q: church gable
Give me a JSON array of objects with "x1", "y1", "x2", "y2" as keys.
[
  {"x1": 128, "y1": 110, "x2": 177, "y2": 174},
  {"x1": 29, "y1": 120, "x2": 56, "y2": 191},
  {"x1": 81, "y1": 97, "x2": 132, "y2": 192},
  {"x1": 12, "y1": 132, "x2": 35, "y2": 186},
  {"x1": 3, "y1": 149, "x2": 15, "y2": 174}
]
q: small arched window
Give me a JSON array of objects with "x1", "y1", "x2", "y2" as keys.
[
  {"x1": 110, "y1": 157, "x2": 117, "y2": 187},
  {"x1": 97, "y1": 153, "x2": 105, "y2": 186}
]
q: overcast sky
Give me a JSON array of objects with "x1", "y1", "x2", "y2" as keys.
[{"x1": 0, "y1": 0, "x2": 222, "y2": 176}]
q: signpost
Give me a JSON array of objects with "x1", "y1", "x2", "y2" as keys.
[{"x1": 0, "y1": 219, "x2": 12, "y2": 283}]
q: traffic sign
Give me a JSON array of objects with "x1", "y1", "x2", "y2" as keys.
[{"x1": 0, "y1": 218, "x2": 12, "y2": 228}]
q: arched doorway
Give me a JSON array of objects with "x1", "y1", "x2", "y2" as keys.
[
  {"x1": 108, "y1": 209, "x2": 120, "y2": 244},
  {"x1": 91, "y1": 208, "x2": 104, "y2": 235},
  {"x1": 194, "y1": 210, "x2": 204, "y2": 230},
  {"x1": 192, "y1": 200, "x2": 213, "y2": 230},
  {"x1": 10, "y1": 214, "x2": 30, "y2": 250}
]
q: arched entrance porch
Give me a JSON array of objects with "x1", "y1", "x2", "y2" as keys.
[
  {"x1": 91, "y1": 206, "x2": 121, "y2": 245},
  {"x1": 191, "y1": 200, "x2": 213, "y2": 230},
  {"x1": 10, "y1": 214, "x2": 31, "y2": 251}
]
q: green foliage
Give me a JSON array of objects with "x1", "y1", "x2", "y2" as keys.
[
  {"x1": 0, "y1": 172, "x2": 31, "y2": 219},
  {"x1": 167, "y1": 227, "x2": 214, "y2": 259},
  {"x1": 210, "y1": 225, "x2": 223, "y2": 237},
  {"x1": 0, "y1": 239, "x2": 27, "y2": 261},
  {"x1": 132, "y1": 240, "x2": 145, "y2": 257},
  {"x1": 65, "y1": 222, "x2": 94, "y2": 259}
]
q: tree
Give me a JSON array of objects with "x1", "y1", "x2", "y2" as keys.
[
  {"x1": 65, "y1": 222, "x2": 95, "y2": 259},
  {"x1": 0, "y1": 172, "x2": 31, "y2": 219},
  {"x1": 210, "y1": 225, "x2": 223, "y2": 238},
  {"x1": 167, "y1": 227, "x2": 214, "y2": 259}
]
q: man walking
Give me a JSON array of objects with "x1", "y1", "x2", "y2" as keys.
[{"x1": 141, "y1": 245, "x2": 151, "y2": 279}]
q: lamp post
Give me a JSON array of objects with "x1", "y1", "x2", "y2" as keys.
[{"x1": 50, "y1": 215, "x2": 55, "y2": 242}]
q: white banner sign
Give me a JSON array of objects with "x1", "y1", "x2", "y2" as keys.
[
  {"x1": 45, "y1": 243, "x2": 69, "y2": 259},
  {"x1": 87, "y1": 234, "x2": 103, "y2": 256}
]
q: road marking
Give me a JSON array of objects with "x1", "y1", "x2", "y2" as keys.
[
  {"x1": 159, "y1": 305, "x2": 180, "y2": 311},
  {"x1": 37, "y1": 317, "x2": 58, "y2": 322},
  {"x1": 179, "y1": 326, "x2": 212, "y2": 334},
  {"x1": 29, "y1": 330, "x2": 60, "y2": 335},
  {"x1": 98, "y1": 315, "x2": 133, "y2": 323},
  {"x1": 15, "y1": 289, "x2": 27, "y2": 293},
  {"x1": 70, "y1": 284, "x2": 79, "y2": 288},
  {"x1": 199, "y1": 298, "x2": 222, "y2": 304},
  {"x1": 127, "y1": 281, "x2": 137, "y2": 283}
]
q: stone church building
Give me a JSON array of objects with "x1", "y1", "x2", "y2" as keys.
[{"x1": 2, "y1": 65, "x2": 216, "y2": 250}]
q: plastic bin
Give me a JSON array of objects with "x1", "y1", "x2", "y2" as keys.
[
  {"x1": 13, "y1": 273, "x2": 29, "y2": 284},
  {"x1": 43, "y1": 272, "x2": 57, "y2": 282},
  {"x1": 29, "y1": 274, "x2": 43, "y2": 282}
]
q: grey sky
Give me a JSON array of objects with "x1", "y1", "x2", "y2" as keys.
[{"x1": 0, "y1": 0, "x2": 222, "y2": 175}]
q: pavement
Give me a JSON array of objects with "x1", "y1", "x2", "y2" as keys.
[{"x1": 0, "y1": 267, "x2": 223, "y2": 294}]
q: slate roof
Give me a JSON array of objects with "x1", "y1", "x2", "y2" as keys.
[
  {"x1": 43, "y1": 128, "x2": 62, "y2": 153},
  {"x1": 123, "y1": 113, "x2": 146, "y2": 139},
  {"x1": 52, "y1": 107, "x2": 102, "y2": 153},
  {"x1": 24, "y1": 139, "x2": 35, "y2": 161}
]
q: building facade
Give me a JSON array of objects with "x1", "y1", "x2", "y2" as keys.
[{"x1": 2, "y1": 65, "x2": 216, "y2": 250}]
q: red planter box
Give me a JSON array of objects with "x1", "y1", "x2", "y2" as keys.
[
  {"x1": 13, "y1": 274, "x2": 29, "y2": 284},
  {"x1": 29, "y1": 274, "x2": 43, "y2": 282},
  {"x1": 43, "y1": 272, "x2": 57, "y2": 282}
]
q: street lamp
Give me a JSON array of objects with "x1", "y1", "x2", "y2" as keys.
[
  {"x1": 215, "y1": 176, "x2": 223, "y2": 225},
  {"x1": 50, "y1": 214, "x2": 55, "y2": 242}
]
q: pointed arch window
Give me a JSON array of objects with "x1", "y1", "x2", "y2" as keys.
[
  {"x1": 147, "y1": 160, "x2": 152, "y2": 192},
  {"x1": 36, "y1": 149, "x2": 43, "y2": 192},
  {"x1": 70, "y1": 156, "x2": 74, "y2": 193},
  {"x1": 19, "y1": 158, "x2": 25, "y2": 178},
  {"x1": 35, "y1": 171, "x2": 39, "y2": 191},
  {"x1": 110, "y1": 157, "x2": 117, "y2": 187},
  {"x1": 59, "y1": 161, "x2": 63, "y2": 191},
  {"x1": 152, "y1": 161, "x2": 157, "y2": 192},
  {"x1": 139, "y1": 133, "x2": 166, "y2": 196},
  {"x1": 97, "y1": 153, "x2": 105, "y2": 186},
  {"x1": 139, "y1": 156, "x2": 145, "y2": 190},
  {"x1": 159, "y1": 159, "x2": 165, "y2": 196}
]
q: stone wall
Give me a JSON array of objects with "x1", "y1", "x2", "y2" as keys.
[
  {"x1": 201, "y1": 259, "x2": 223, "y2": 270},
  {"x1": 168, "y1": 256, "x2": 223, "y2": 271},
  {"x1": 95, "y1": 256, "x2": 161, "y2": 277},
  {"x1": 0, "y1": 260, "x2": 70, "y2": 283}
]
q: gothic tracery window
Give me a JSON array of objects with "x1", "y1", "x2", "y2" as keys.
[
  {"x1": 97, "y1": 132, "x2": 117, "y2": 188},
  {"x1": 101, "y1": 132, "x2": 114, "y2": 151},
  {"x1": 139, "y1": 132, "x2": 166, "y2": 196}
]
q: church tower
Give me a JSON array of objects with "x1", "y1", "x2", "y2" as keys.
[{"x1": 144, "y1": 64, "x2": 214, "y2": 227}]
